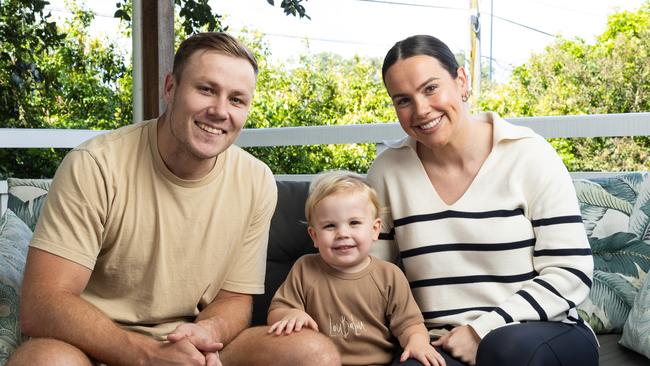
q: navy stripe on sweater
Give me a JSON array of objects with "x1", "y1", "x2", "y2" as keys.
[
  {"x1": 401, "y1": 238, "x2": 535, "y2": 258},
  {"x1": 410, "y1": 271, "x2": 537, "y2": 288},
  {"x1": 427, "y1": 324, "x2": 455, "y2": 332},
  {"x1": 534, "y1": 248, "x2": 592, "y2": 256},
  {"x1": 495, "y1": 307, "x2": 514, "y2": 323},
  {"x1": 533, "y1": 278, "x2": 576, "y2": 308},
  {"x1": 394, "y1": 208, "x2": 525, "y2": 228},
  {"x1": 422, "y1": 306, "x2": 496, "y2": 319},
  {"x1": 567, "y1": 315, "x2": 585, "y2": 325},
  {"x1": 531, "y1": 215, "x2": 582, "y2": 227},
  {"x1": 560, "y1": 267, "x2": 593, "y2": 288},
  {"x1": 378, "y1": 229, "x2": 395, "y2": 241},
  {"x1": 517, "y1": 290, "x2": 548, "y2": 321}
]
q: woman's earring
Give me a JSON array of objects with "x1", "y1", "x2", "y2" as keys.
[{"x1": 462, "y1": 93, "x2": 469, "y2": 102}]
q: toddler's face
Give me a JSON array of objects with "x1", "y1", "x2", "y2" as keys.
[{"x1": 308, "y1": 191, "x2": 381, "y2": 273}]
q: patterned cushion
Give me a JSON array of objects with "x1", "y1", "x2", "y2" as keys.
[
  {"x1": 0, "y1": 210, "x2": 32, "y2": 364},
  {"x1": 619, "y1": 269, "x2": 650, "y2": 359},
  {"x1": 575, "y1": 172, "x2": 650, "y2": 333},
  {"x1": 7, "y1": 178, "x2": 51, "y2": 231}
]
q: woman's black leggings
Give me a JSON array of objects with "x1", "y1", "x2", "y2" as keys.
[{"x1": 391, "y1": 322, "x2": 598, "y2": 366}]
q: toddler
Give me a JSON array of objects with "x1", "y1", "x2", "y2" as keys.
[{"x1": 268, "y1": 171, "x2": 444, "y2": 366}]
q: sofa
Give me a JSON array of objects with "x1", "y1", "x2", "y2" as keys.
[{"x1": 1, "y1": 174, "x2": 650, "y2": 365}]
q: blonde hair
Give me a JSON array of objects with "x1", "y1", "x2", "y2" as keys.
[
  {"x1": 305, "y1": 170, "x2": 382, "y2": 226},
  {"x1": 173, "y1": 32, "x2": 258, "y2": 82}
]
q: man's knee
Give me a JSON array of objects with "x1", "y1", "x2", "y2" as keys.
[
  {"x1": 293, "y1": 331, "x2": 340, "y2": 365},
  {"x1": 6, "y1": 338, "x2": 93, "y2": 366},
  {"x1": 223, "y1": 326, "x2": 340, "y2": 366}
]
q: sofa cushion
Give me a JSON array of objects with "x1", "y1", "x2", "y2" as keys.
[
  {"x1": 575, "y1": 172, "x2": 650, "y2": 333},
  {"x1": 6, "y1": 178, "x2": 51, "y2": 231},
  {"x1": 252, "y1": 180, "x2": 317, "y2": 326},
  {"x1": 0, "y1": 210, "x2": 32, "y2": 364},
  {"x1": 619, "y1": 268, "x2": 650, "y2": 359}
]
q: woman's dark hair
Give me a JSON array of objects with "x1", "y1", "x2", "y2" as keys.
[{"x1": 382, "y1": 35, "x2": 459, "y2": 82}]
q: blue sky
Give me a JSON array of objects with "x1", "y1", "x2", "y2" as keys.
[{"x1": 47, "y1": 0, "x2": 645, "y2": 83}]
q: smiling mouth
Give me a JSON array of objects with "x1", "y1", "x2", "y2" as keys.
[
  {"x1": 418, "y1": 114, "x2": 444, "y2": 130},
  {"x1": 195, "y1": 121, "x2": 224, "y2": 135},
  {"x1": 334, "y1": 245, "x2": 356, "y2": 251}
]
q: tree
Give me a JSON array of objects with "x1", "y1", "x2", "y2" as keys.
[
  {"x1": 478, "y1": 1, "x2": 649, "y2": 171},
  {"x1": 242, "y1": 32, "x2": 395, "y2": 174},
  {"x1": 1, "y1": 0, "x2": 313, "y2": 179},
  {"x1": 0, "y1": 1, "x2": 132, "y2": 178},
  {"x1": 0, "y1": 0, "x2": 64, "y2": 128},
  {"x1": 114, "y1": 0, "x2": 310, "y2": 34}
]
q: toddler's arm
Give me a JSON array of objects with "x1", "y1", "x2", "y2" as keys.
[
  {"x1": 398, "y1": 323, "x2": 446, "y2": 366},
  {"x1": 267, "y1": 308, "x2": 319, "y2": 335}
]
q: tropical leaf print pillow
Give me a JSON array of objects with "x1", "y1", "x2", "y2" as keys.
[
  {"x1": 0, "y1": 210, "x2": 32, "y2": 364},
  {"x1": 575, "y1": 172, "x2": 650, "y2": 333},
  {"x1": 619, "y1": 269, "x2": 650, "y2": 358},
  {"x1": 7, "y1": 178, "x2": 51, "y2": 231}
]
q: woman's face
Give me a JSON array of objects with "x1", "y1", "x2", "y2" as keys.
[{"x1": 384, "y1": 55, "x2": 468, "y2": 150}]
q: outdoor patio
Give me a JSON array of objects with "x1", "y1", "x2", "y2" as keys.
[{"x1": 1, "y1": 111, "x2": 649, "y2": 212}]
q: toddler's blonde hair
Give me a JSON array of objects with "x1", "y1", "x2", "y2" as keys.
[{"x1": 305, "y1": 170, "x2": 382, "y2": 226}]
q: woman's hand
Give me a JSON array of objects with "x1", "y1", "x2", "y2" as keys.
[{"x1": 431, "y1": 325, "x2": 480, "y2": 365}]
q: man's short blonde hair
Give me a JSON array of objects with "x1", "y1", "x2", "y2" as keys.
[
  {"x1": 173, "y1": 32, "x2": 258, "y2": 82},
  {"x1": 305, "y1": 170, "x2": 382, "y2": 226}
]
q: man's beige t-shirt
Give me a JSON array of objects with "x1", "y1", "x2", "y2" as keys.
[
  {"x1": 269, "y1": 255, "x2": 424, "y2": 366},
  {"x1": 30, "y1": 119, "x2": 277, "y2": 339}
]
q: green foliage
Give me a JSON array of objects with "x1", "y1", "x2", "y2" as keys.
[
  {"x1": 114, "y1": 0, "x2": 226, "y2": 33},
  {"x1": 114, "y1": 0, "x2": 310, "y2": 34},
  {"x1": 478, "y1": 1, "x2": 650, "y2": 171},
  {"x1": 0, "y1": 0, "x2": 65, "y2": 126},
  {"x1": 588, "y1": 269, "x2": 637, "y2": 333},
  {"x1": 266, "y1": 0, "x2": 311, "y2": 20},
  {"x1": 241, "y1": 32, "x2": 394, "y2": 174},
  {"x1": 590, "y1": 232, "x2": 650, "y2": 276},
  {"x1": 2, "y1": 1, "x2": 647, "y2": 178},
  {"x1": 0, "y1": 1, "x2": 132, "y2": 179}
]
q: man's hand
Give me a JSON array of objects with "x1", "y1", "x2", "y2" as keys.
[
  {"x1": 431, "y1": 325, "x2": 480, "y2": 365},
  {"x1": 167, "y1": 323, "x2": 224, "y2": 366},
  {"x1": 146, "y1": 338, "x2": 216, "y2": 366},
  {"x1": 267, "y1": 309, "x2": 319, "y2": 335}
]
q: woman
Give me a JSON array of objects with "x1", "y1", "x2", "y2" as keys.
[{"x1": 367, "y1": 35, "x2": 598, "y2": 366}]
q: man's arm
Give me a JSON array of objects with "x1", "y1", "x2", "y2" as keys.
[
  {"x1": 167, "y1": 289, "x2": 253, "y2": 348},
  {"x1": 20, "y1": 248, "x2": 208, "y2": 366}
]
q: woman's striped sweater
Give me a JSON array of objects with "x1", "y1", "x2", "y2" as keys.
[{"x1": 367, "y1": 112, "x2": 593, "y2": 339}]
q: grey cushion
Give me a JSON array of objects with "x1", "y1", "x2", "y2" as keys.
[
  {"x1": 619, "y1": 269, "x2": 650, "y2": 359},
  {"x1": 0, "y1": 210, "x2": 32, "y2": 364},
  {"x1": 252, "y1": 180, "x2": 317, "y2": 326}
]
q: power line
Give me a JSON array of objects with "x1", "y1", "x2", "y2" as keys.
[
  {"x1": 260, "y1": 32, "x2": 389, "y2": 47},
  {"x1": 349, "y1": 0, "x2": 466, "y2": 11},
  {"x1": 485, "y1": 12, "x2": 556, "y2": 37},
  {"x1": 348, "y1": 0, "x2": 556, "y2": 37}
]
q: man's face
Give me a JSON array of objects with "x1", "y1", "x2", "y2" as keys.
[{"x1": 163, "y1": 51, "x2": 256, "y2": 162}]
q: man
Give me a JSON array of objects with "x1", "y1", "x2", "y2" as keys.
[{"x1": 8, "y1": 32, "x2": 339, "y2": 366}]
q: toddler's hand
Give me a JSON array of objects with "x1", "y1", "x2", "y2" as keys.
[
  {"x1": 267, "y1": 309, "x2": 319, "y2": 335},
  {"x1": 401, "y1": 336, "x2": 446, "y2": 366}
]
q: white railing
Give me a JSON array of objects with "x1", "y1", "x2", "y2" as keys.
[{"x1": 2, "y1": 112, "x2": 650, "y2": 213}]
